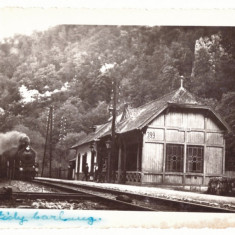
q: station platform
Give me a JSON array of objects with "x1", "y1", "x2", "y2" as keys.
[{"x1": 36, "y1": 177, "x2": 235, "y2": 210}]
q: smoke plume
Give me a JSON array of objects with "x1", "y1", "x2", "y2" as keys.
[{"x1": 0, "y1": 131, "x2": 30, "y2": 157}]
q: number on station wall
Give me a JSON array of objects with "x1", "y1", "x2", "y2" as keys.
[
  {"x1": 147, "y1": 131, "x2": 156, "y2": 140},
  {"x1": 146, "y1": 129, "x2": 164, "y2": 141}
]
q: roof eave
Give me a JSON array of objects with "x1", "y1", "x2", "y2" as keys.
[
  {"x1": 70, "y1": 139, "x2": 99, "y2": 149},
  {"x1": 138, "y1": 105, "x2": 168, "y2": 130},
  {"x1": 207, "y1": 107, "x2": 232, "y2": 133}
]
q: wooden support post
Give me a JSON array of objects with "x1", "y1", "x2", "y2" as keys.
[
  {"x1": 123, "y1": 142, "x2": 127, "y2": 183},
  {"x1": 91, "y1": 151, "x2": 95, "y2": 174},
  {"x1": 137, "y1": 133, "x2": 142, "y2": 172},
  {"x1": 77, "y1": 153, "x2": 80, "y2": 180},
  {"x1": 162, "y1": 113, "x2": 166, "y2": 184},
  {"x1": 183, "y1": 138, "x2": 187, "y2": 185},
  {"x1": 141, "y1": 134, "x2": 145, "y2": 184},
  {"x1": 183, "y1": 130, "x2": 187, "y2": 185},
  {"x1": 137, "y1": 132, "x2": 143, "y2": 183},
  {"x1": 136, "y1": 143, "x2": 140, "y2": 172},
  {"x1": 96, "y1": 143, "x2": 102, "y2": 179},
  {"x1": 203, "y1": 146, "x2": 206, "y2": 185},
  {"x1": 163, "y1": 142, "x2": 166, "y2": 184},
  {"x1": 12, "y1": 159, "x2": 15, "y2": 180},
  {"x1": 118, "y1": 144, "x2": 122, "y2": 183},
  {"x1": 107, "y1": 149, "x2": 111, "y2": 182},
  {"x1": 203, "y1": 115, "x2": 207, "y2": 185},
  {"x1": 222, "y1": 138, "x2": 226, "y2": 175},
  {"x1": 222, "y1": 147, "x2": 225, "y2": 175}
]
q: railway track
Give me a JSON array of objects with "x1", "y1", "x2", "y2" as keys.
[
  {"x1": 32, "y1": 180, "x2": 155, "y2": 211},
  {"x1": 0, "y1": 181, "x2": 155, "y2": 211},
  {"x1": 33, "y1": 179, "x2": 235, "y2": 213},
  {"x1": 9, "y1": 192, "x2": 96, "y2": 200}
]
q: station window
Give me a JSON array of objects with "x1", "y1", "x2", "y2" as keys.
[
  {"x1": 166, "y1": 144, "x2": 184, "y2": 172},
  {"x1": 186, "y1": 145, "x2": 204, "y2": 173}
]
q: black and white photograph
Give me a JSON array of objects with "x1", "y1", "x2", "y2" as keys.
[{"x1": 0, "y1": 2, "x2": 235, "y2": 231}]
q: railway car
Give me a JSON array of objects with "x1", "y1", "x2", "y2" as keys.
[{"x1": 0, "y1": 146, "x2": 38, "y2": 180}]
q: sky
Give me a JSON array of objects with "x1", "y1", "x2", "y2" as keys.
[
  {"x1": 1, "y1": 0, "x2": 235, "y2": 9},
  {"x1": 1, "y1": 1, "x2": 235, "y2": 40},
  {"x1": 0, "y1": 8, "x2": 60, "y2": 40}
]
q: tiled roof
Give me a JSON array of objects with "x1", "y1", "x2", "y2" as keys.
[
  {"x1": 71, "y1": 87, "x2": 230, "y2": 149},
  {"x1": 116, "y1": 87, "x2": 200, "y2": 133},
  {"x1": 70, "y1": 121, "x2": 111, "y2": 149}
]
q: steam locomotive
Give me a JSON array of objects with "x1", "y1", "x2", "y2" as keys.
[{"x1": 0, "y1": 145, "x2": 38, "y2": 180}]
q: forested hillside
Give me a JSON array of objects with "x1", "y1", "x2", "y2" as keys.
[{"x1": 0, "y1": 25, "x2": 234, "y2": 168}]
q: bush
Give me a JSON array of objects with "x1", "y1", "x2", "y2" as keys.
[{"x1": 207, "y1": 177, "x2": 235, "y2": 195}]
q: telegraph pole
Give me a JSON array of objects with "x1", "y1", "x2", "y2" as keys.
[
  {"x1": 41, "y1": 106, "x2": 53, "y2": 178},
  {"x1": 108, "y1": 78, "x2": 117, "y2": 182},
  {"x1": 49, "y1": 106, "x2": 53, "y2": 178},
  {"x1": 59, "y1": 116, "x2": 67, "y2": 178}
]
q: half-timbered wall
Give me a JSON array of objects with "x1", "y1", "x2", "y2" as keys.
[{"x1": 142, "y1": 109, "x2": 225, "y2": 185}]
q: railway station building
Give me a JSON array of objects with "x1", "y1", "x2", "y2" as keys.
[{"x1": 70, "y1": 84, "x2": 231, "y2": 186}]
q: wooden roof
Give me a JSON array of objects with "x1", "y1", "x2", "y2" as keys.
[{"x1": 71, "y1": 86, "x2": 231, "y2": 149}]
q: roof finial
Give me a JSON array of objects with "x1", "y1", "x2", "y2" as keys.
[{"x1": 180, "y1": 76, "x2": 184, "y2": 89}]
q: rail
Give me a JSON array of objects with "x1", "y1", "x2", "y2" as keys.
[
  {"x1": 33, "y1": 178, "x2": 235, "y2": 213},
  {"x1": 32, "y1": 179, "x2": 155, "y2": 211}
]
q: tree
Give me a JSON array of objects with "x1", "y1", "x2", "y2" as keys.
[
  {"x1": 1, "y1": 25, "x2": 235, "y2": 172},
  {"x1": 0, "y1": 74, "x2": 21, "y2": 109},
  {"x1": 216, "y1": 92, "x2": 235, "y2": 163},
  {"x1": 55, "y1": 131, "x2": 87, "y2": 167}
]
